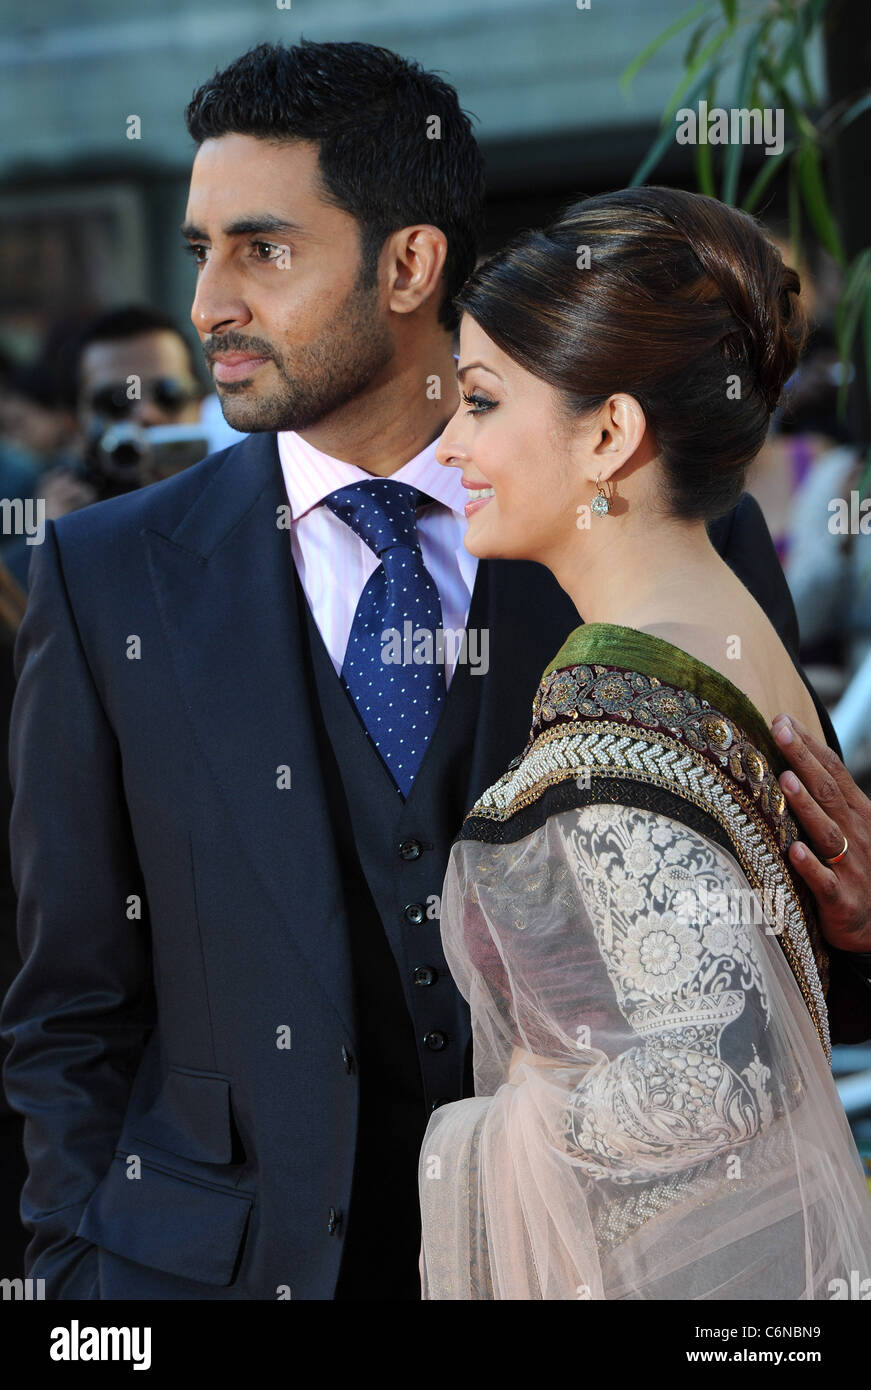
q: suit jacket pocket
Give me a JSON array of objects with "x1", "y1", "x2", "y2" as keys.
[
  {"x1": 76, "y1": 1155, "x2": 253, "y2": 1287},
  {"x1": 129, "y1": 1065, "x2": 238, "y2": 1165}
]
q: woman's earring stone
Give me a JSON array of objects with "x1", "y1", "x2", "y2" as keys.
[{"x1": 591, "y1": 476, "x2": 611, "y2": 516}]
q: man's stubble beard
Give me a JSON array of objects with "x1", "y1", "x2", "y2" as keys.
[{"x1": 215, "y1": 275, "x2": 395, "y2": 434}]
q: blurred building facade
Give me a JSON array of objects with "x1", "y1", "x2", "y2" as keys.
[{"x1": 0, "y1": 0, "x2": 821, "y2": 355}]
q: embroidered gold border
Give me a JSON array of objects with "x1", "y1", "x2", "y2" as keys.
[{"x1": 469, "y1": 718, "x2": 831, "y2": 1060}]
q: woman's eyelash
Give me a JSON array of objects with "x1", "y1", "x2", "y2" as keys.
[{"x1": 462, "y1": 391, "x2": 496, "y2": 414}]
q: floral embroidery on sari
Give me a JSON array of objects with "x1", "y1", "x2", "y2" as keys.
[{"x1": 460, "y1": 641, "x2": 830, "y2": 1059}]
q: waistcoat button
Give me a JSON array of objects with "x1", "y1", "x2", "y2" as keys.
[{"x1": 413, "y1": 965, "x2": 438, "y2": 986}]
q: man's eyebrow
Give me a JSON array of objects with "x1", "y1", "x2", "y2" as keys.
[
  {"x1": 457, "y1": 361, "x2": 502, "y2": 382},
  {"x1": 180, "y1": 215, "x2": 304, "y2": 241}
]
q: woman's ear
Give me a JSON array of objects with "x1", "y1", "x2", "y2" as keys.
[
  {"x1": 600, "y1": 394, "x2": 647, "y2": 469},
  {"x1": 587, "y1": 393, "x2": 648, "y2": 484}
]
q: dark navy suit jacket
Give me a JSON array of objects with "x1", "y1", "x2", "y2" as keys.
[{"x1": 1, "y1": 432, "x2": 866, "y2": 1299}]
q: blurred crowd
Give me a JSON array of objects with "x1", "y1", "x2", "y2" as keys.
[{"x1": 746, "y1": 230, "x2": 871, "y2": 718}]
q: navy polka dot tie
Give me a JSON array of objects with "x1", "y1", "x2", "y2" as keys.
[{"x1": 322, "y1": 479, "x2": 447, "y2": 797}]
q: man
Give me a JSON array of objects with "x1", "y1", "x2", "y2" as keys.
[
  {"x1": 34, "y1": 305, "x2": 206, "y2": 523},
  {"x1": 26, "y1": 304, "x2": 242, "y2": 538},
  {"x1": 76, "y1": 305, "x2": 204, "y2": 438},
  {"x1": 2, "y1": 40, "x2": 870, "y2": 1302},
  {"x1": 75, "y1": 304, "x2": 245, "y2": 462}
]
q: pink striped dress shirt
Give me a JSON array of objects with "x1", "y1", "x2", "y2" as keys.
[{"x1": 277, "y1": 429, "x2": 479, "y2": 689}]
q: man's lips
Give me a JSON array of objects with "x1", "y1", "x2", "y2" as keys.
[{"x1": 211, "y1": 353, "x2": 271, "y2": 383}]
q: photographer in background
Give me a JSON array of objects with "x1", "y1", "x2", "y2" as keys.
[
  {"x1": 4, "y1": 306, "x2": 226, "y2": 590},
  {"x1": 51, "y1": 304, "x2": 208, "y2": 511}
]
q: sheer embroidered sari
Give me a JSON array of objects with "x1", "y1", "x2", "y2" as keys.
[{"x1": 419, "y1": 623, "x2": 871, "y2": 1299}]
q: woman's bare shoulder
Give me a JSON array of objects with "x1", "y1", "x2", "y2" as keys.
[{"x1": 637, "y1": 618, "x2": 826, "y2": 743}]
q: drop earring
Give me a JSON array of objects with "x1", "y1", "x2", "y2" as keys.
[{"x1": 591, "y1": 474, "x2": 611, "y2": 516}]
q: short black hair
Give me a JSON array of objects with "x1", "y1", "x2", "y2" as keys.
[
  {"x1": 184, "y1": 40, "x2": 486, "y2": 332},
  {"x1": 75, "y1": 305, "x2": 203, "y2": 391}
]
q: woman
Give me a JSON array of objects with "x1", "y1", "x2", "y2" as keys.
[{"x1": 418, "y1": 186, "x2": 871, "y2": 1299}]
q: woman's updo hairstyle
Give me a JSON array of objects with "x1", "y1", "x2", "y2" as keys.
[{"x1": 455, "y1": 186, "x2": 808, "y2": 520}]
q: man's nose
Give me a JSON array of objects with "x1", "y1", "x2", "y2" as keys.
[{"x1": 190, "y1": 259, "x2": 252, "y2": 337}]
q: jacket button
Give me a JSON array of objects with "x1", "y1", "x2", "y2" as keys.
[
  {"x1": 341, "y1": 1046, "x2": 353, "y2": 1073},
  {"x1": 398, "y1": 839, "x2": 423, "y2": 861},
  {"x1": 327, "y1": 1206, "x2": 342, "y2": 1235},
  {"x1": 404, "y1": 902, "x2": 426, "y2": 925},
  {"x1": 413, "y1": 965, "x2": 438, "y2": 986},
  {"x1": 424, "y1": 1031, "x2": 448, "y2": 1051}
]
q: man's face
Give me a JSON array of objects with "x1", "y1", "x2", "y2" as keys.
[
  {"x1": 79, "y1": 331, "x2": 202, "y2": 437},
  {"x1": 183, "y1": 134, "x2": 394, "y2": 433}
]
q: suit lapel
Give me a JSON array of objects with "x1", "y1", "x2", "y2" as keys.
[{"x1": 143, "y1": 433, "x2": 355, "y2": 1038}]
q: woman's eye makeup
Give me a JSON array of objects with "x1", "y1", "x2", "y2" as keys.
[{"x1": 461, "y1": 390, "x2": 497, "y2": 414}]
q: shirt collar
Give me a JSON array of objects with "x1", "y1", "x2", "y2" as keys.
[
  {"x1": 277, "y1": 427, "x2": 477, "y2": 602},
  {"x1": 276, "y1": 428, "x2": 469, "y2": 521}
]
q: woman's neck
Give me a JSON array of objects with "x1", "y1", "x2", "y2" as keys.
[
  {"x1": 549, "y1": 512, "x2": 826, "y2": 743},
  {"x1": 553, "y1": 515, "x2": 733, "y2": 632}
]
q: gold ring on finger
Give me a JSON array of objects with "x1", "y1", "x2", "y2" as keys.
[{"x1": 823, "y1": 834, "x2": 849, "y2": 866}]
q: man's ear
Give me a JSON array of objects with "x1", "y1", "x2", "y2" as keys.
[{"x1": 385, "y1": 225, "x2": 448, "y2": 316}]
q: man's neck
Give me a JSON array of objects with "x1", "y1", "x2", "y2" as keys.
[{"x1": 294, "y1": 339, "x2": 458, "y2": 476}]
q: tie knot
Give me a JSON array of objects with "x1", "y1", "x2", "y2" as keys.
[{"x1": 322, "y1": 479, "x2": 428, "y2": 558}]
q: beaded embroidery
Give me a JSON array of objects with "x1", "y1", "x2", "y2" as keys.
[{"x1": 462, "y1": 661, "x2": 831, "y2": 1060}]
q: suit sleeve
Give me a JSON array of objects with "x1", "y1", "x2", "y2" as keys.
[{"x1": 0, "y1": 520, "x2": 154, "y2": 1296}]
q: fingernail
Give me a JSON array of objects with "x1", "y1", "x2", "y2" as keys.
[
  {"x1": 773, "y1": 717, "x2": 793, "y2": 745},
  {"x1": 792, "y1": 842, "x2": 806, "y2": 861},
  {"x1": 782, "y1": 771, "x2": 800, "y2": 793}
]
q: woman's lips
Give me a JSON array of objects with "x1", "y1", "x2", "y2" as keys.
[
  {"x1": 212, "y1": 355, "x2": 271, "y2": 383},
  {"x1": 464, "y1": 494, "x2": 493, "y2": 517}
]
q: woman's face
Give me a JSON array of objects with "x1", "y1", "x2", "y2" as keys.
[{"x1": 436, "y1": 315, "x2": 593, "y2": 566}]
